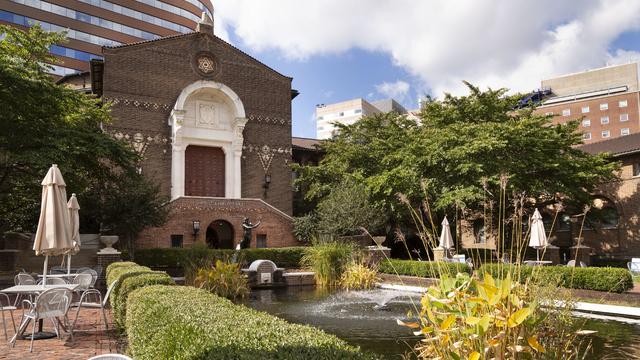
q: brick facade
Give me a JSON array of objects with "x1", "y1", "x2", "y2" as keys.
[
  {"x1": 138, "y1": 197, "x2": 296, "y2": 249},
  {"x1": 100, "y1": 22, "x2": 297, "y2": 249}
]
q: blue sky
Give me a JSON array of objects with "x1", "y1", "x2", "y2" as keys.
[{"x1": 216, "y1": 1, "x2": 640, "y2": 139}]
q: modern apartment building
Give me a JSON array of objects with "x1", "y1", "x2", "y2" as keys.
[
  {"x1": 315, "y1": 98, "x2": 408, "y2": 139},
  {"x1": 0, "y1": 0, "x2": 213, "y2": 77},
  {"x1": 534, "y1": 62, "x2": 640, "y2": 143}
]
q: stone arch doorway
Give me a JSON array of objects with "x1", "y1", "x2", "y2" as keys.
[{"x1": 206, "y1": 220, "x2": 234, "y2": 249}]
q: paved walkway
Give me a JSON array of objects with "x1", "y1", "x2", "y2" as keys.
[{"x1": 0, "y1": 307, "x2": 121, "y2": 360}]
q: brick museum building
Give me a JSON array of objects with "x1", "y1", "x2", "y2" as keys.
[{"x1": 85, "y1": 14, "x2": 298, "y2": 249}]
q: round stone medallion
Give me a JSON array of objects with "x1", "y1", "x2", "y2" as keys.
[{"x1": 192, "y1": 51, "x2": 219, "y2": 77}]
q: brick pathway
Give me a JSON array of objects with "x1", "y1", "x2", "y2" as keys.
[{"x1": 0, "y1": 307, "x2": 121, "y2": 360}]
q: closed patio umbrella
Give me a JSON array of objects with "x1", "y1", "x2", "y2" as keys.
[
  {"x1": 528, "y1": 209, "x2": 548, "y2": 261},
  {"x1": 33, "y1": 164, "x2": 74, "y2": 285},
  {"x1": 439, "y1": 216, "x2": 454, "y2": 258},
  {"x1": 64, "y1": 193, "x2": 80, "y2": 275}
]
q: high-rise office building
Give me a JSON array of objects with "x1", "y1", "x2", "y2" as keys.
[
  {"x1": 534, "y1": 62, "x2": 640, "y2": 143},
  {"x1": 0, "y1": 0, "x2": 213, "y2": 77},
  {"x1": 315, "y1": 98, "x2": 409, "y2": 139}
]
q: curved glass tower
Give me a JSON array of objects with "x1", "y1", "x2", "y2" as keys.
[{"x1": 0, "y1": 0, "x2": 214, "y2": 76}]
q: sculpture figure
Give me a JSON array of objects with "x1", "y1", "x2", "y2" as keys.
[{"x1": 240, "y1": 217, "x2": 261, "y2": 249}]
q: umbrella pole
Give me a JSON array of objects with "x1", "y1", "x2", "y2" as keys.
[
  {"x1": 42, "y1": 255, "x2": 48, "y2": 286},
  {"x1": 536, "y1": 248, "x2": 540, "y2": 262},
  {"x1": 67, "y1": 254, "x2": 71, "y2": 275}
]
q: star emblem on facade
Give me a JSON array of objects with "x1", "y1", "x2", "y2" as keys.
[{"x1": 197, "y1": 56, "x2": 216, "y2": 74}]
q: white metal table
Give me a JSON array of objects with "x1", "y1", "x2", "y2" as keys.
[{"x1": 1, "y1": 284, "x2": 79, "y2": 341}]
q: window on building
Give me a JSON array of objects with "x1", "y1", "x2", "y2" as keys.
[
  {"x1": 170, "y1": 234, "x2": 183, "y2": 248},
  {"x1": 544, "y1": 111, "x2": 554, "y2": 116},
  {"x1": 338, "y1": 112, "x2": 344, "y2": 117},
  {"x1": 562, "y1": 109, "x2": 571, "y2": 116},
  {"x1": 620, "y1": 113, "x2": 629, "y2": 122},
  {"x1": 601, "y1": 130, "x2": 610, "y2": 138},
  {"x1": 585, "y1": 198, "x2": 619, "y2": 230},
  {"x1": 600, "y1": 103, "x2": 608, "y2": 110},
  {"x1": 601, "y1": 116, "x2": 609, "y2": 124},
  {"x1": 619, "y1": 100, "x2": 628, "y2": 108},
  {"x1": 621, "y1": 128, "x2": 630, "y2": 136},
  {"x1": 581, "y1": 106, "x2": 590, "y2": 113},
  {"x1": 582, "y1": 132, "x2": 591, "y2": 140},
  {"x1": 256, "y1": 234, "x2": 267, "y2": 248},
  {"x1": 317, "y1": 116, "x2": 323, "y2": 120},
  {"x1": 355, "y1": 109, "x2": 362, "y2": 114},
  {"x1": 633, "y1": 163, "x2": 640, "y2": 177},
  {"x1": 582, "y1": 119, "x2": 591, "y2": 127}
]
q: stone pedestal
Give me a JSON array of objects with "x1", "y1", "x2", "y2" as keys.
[
  {"x1": 541, "y1": 245, "x2": 561, "y2": 265},
  {"x1": 366, "y1": 246, "x2": 391, "y2": 266},
  {"x1": 570, "y1": 245, "x2": 591, "y2": 266},
  {"x1": 97, "y1": 252, "x2": 121, "y2": 289},
  {"x1": 432, "y1": 247, "x2": 446, "y2": 262}
]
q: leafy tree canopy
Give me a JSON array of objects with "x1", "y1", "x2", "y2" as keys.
[
  {"x1": 0, "y1": 25, "x2": 166, "y2": 246},
  {"x1": 296, "y1": 82, "x2": 618, "y2": 225}
]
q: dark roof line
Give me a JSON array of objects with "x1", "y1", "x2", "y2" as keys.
[
  {"x1": 578, "y1": 132, "x2": 640, "y2": 157},
  {"x1": 103, "y1": 32, "x2": 292, "y2": 80}
]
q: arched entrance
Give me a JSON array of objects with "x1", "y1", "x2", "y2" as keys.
[{"x1": 206, "y1": 220, "x2": 234, "y2": 249}]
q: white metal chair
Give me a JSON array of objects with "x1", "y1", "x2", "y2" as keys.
[
  {"x1": 88, "y1": 354, "x2": 133, "y2": 360},
  {"x1": 628, "y1": 258, "x2": 640, "y2": 275},
  {"x1": 79, "y1": 269, "x2": 99, "y2": 288},
  {"x1": 12, "y1": 288, "x2": 73, "y2": 352},
  {"x1": 38, "y1": 277, "x2": 68, "y2": 285},
  {"x1": 0, "y1": 293, "x2": 17, "y2": 341},
  {"x1": 13, "y1": 273, "x2": 36, "y2": 307},
  {"x1": 70, "y1": 279, "x2": 118, "y2": 334}
]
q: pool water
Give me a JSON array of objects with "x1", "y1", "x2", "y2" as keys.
[{"x1": 243, "y1": 286, "x2": 640, "y2": 359}]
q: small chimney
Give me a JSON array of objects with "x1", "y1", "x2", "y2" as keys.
[{"x1": 196, "y1": 12, "x2": 214, "y2": 34}]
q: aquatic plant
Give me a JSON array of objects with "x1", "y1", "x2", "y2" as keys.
[
  {"x1": 302, "y1": 241, "x2": 357, "y2": 287},
  {"x1": 194, "y1": 260, "x2": 249, "y2": 300},
  {"x1": 340, "y1": 262, "x2": 379, "y2": 290}
]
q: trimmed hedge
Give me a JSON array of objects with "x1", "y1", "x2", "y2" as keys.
[
  {"x1": 126, "y1": 285, "x2": 377, "y2": 360},
  {"x1": 479, "y1": 264, "x2": 634, "y2": 293},
  {"x1": 134, "y1": 247, "x2": 307, "y2": 271},
  {"x1": 105, "y1": 262, "x2": 138, "y2": 282},
  {"x1": 106, "y1": 264, "x2": 150, "y2": 288},
  {"x1": 378, "y1": 259, "x2": 472, "y2": 278},
  {"x1": 112, "y1": 271, "x2": 174, "y2": 328}
]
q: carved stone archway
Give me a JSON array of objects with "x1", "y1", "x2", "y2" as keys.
[{"x1": 169, "y1": 80, "x2": 247, "y2": 199}]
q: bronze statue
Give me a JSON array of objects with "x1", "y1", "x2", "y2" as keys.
[{"x1": 240, "y1": 217, "x2": 261, "y2": 249}]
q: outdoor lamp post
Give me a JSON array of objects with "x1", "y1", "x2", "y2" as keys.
[{"x1": 192, "y1": 220, "x2": 200, "y2": 238}]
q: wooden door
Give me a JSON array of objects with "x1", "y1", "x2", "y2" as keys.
[{"x1": 185, "y1": 145, "x2": 225, "y2": 197}]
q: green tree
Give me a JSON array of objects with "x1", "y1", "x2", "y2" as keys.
[
  {"x1": 297, "y1": 83, "x2": 618, "y2": 232},
  {"x1": 0, "y1": 25, "x2": 167, "y2": 249}
]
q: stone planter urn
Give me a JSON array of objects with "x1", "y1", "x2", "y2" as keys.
[{"x1": 98, "y1": 235, "x2": 120, "y2": 254}]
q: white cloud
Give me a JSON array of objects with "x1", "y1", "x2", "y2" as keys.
[
  {"x1": 375, "y1": 80, "x2": 410, "y2": 99},
  {"x1": 214, "y1": 0, "x2": 640, "y2": 96}
]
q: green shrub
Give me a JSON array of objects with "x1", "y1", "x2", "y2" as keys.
[
  {"x1": 134, "y1": 247, "x2": 308, "y2": 272},
  {"x1": 340, "y1": 262, "x2": 378, "y2": 290},
  {"x1": 302, "y1": 242, "x2": 356, "y2": 286},
  {"x1": 378, "y1": 259, "x2": 471, "y2": 278},
  {"x1": 112, "y1": 271, "x2": 175, "y2": 328},
  {"x1": 105, "y1": 261, "x2": 138, "y2": 282},
  {"x1": 106, "y1": 264, "x2": 150, "y2": 287},
  {"x1": 479, "y1": 264, "x2": 634, "y2": 293},
  {"x1": 194, "y1": 260, "x2": 248, "y2": 300},
  {"x1": 126, "y1": 285, "x2": 377, "y2": 360}
]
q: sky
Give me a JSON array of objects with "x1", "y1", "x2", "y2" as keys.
[{"x1": 210, "y1": 0, "x2": 640, "y2": 139}]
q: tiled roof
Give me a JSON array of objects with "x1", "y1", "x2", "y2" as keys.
[
  {"x1": 579, "y1": 132, "x2": 640, "y2": 157},
  {"x1": 292, "y1": 137, "x2": 322, "y2": 151}
]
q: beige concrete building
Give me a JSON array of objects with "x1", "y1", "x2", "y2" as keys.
[
  {"x1": 534, "y1": 63, "x2": 640, "y2": 143},
  {"x1": 315, "y1": 98, "x2": 408, "y2": 139}
]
